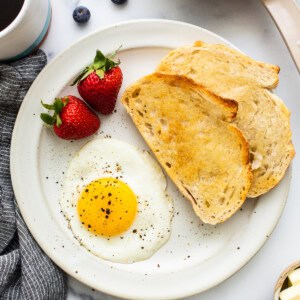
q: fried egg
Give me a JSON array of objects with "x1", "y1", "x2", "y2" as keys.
[{"x1": 60, "y1": 138, "x2": 173, "y2": 263}]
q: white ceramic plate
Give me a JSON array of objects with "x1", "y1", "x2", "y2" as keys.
[{"x1": 10, "y1": 20, "x2": 291, "y2": 300}]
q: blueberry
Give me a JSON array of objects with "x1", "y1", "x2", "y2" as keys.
[
  {"x1": 73, "y1": 6, "x2": 91, "y2": 24},
  {"x1": 111, "y1": 0, "x2": 127, "y2": 4}
]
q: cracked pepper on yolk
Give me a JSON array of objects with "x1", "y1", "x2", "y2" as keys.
[{"x1": 77, "y1": 178, "x2": 137, "y2": 236}]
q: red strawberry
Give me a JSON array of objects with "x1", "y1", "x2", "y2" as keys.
[
  {"x1": 40, "y1": 96, "x2": 100, "y2": 140},
  {"x1": 71, "y1": 49, "x2": 123, "y2": 115}
]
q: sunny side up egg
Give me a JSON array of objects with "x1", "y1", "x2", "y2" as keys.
[{"x1": 60, "y1": 139, "x2": 174, "y2": 263}]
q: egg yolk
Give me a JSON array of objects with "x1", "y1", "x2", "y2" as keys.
[{"x1": 77, "y1": 178, "x2": 137, "y2": 237}]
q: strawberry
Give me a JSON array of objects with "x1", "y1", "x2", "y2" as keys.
[
  {"x1": 40, "y1": 96, "x2": 100, "y2": 140},
  {"x1": 71, "y1": 49, "x2": 123, "y2": 115}
]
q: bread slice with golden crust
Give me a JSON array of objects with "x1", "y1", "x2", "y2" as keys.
[
  {"x1": 158, "y1": 41, "x2": 280, "y2": 92},
  {"x1": 192, "y1": 41, "x2": 280, "y2": 89},
  {"x1": 157, "y1": 41, "x2": 294, "y2": 197},
  {"x1": 122, "y1": 73, "x2": 252, "y2": 224},
  {"x1": 231, "y1": 86, "x2": 294, "y2": 197}
]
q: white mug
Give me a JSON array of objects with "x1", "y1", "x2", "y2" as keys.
[{"x1": 0, "y1": 0, "x2": 51, "y2": 61}]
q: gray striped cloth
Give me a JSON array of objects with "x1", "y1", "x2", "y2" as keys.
[{"x1": 0, "y1": 50, "x2": 67, "y2": 299}]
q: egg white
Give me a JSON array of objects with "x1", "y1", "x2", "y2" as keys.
[{"x1": 60, "y1": 138, "x2": 173, "y2": 263}]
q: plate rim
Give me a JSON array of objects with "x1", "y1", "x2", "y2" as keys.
[{"x1": 10, "y1": 19, "x2": 291, "y2": 300}]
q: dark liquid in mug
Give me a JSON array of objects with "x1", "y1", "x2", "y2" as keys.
[{"x1": 0, "y1": 0, "x2": 25, "y2": 32}]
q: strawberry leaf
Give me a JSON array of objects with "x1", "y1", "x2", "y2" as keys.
[
  {"x1": 95, "y1": 69, "x2": 105, "y2": 79},
  {"x1": 105, "y1": 58, "x2": 118, "y2": 71},
  {"x1": 81, "y1": 68, "x2": 95, "y2": 81},
  {"x1": 107, "y1": 45, "x2": 122, "y2": 60},
  {"x1": 54, "y1": 98, "x2": 64, "y2": 114},
  {"x1": 93, "y1": 50, "x2": 106, "y2": 69},
  {"x1": 71, "y1": 67, "x2": 90, "y2": 86},
  {"x1": 41, "y1": 100, "x2": 55, "y2": 110},
  {"x1": 40, "y1": 113, "x2": 55, "y2": 125}
]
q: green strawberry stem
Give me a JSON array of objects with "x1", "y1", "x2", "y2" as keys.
[
  {"x1": 71, "y1": 47, "x2": 121, "y2": 86},
  {"x1": 40, "y1": 98, "x2": 68, "y2": 127},
  {"x1": 40, "y1": 113, "x2": 55, "y2": 125}
]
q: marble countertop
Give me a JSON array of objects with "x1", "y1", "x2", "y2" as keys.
[{"x1": 41, "y1": 0, "x2": 300, "y2": 299}]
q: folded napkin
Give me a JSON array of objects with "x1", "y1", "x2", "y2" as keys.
[{"x1": 0, "y1": 50, "x2": 67, "y2": 299}]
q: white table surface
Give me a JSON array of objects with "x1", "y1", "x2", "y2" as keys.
[{"x1": 41, "y1": 0, "x2": 300, "y2": 299}]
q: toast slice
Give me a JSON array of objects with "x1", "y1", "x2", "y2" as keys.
[
  {"x1": 232, "y1": 86, "x2": 294, "y2": 196},
  {"x1": 122, "y1": 73, "x2": 252, "y2": 224},
  {"x1": 157, "y1": 42, "x2": 294, "y2": 197},
  {"x1": 158, "y1": 41, "x2": 280, "y2": 92}
]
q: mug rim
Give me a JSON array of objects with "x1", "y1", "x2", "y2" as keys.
[{"x1": 0, "y1": 0, "x2": 31, "y2": 39}]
